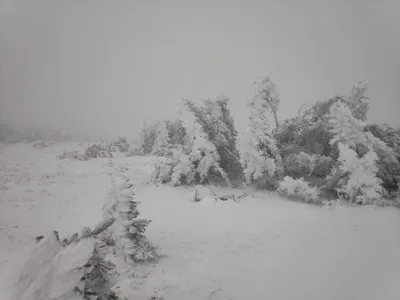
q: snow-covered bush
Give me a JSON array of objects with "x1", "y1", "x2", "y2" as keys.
[
  {"x1": 84, "y1": 143, "x2": 113, "y2": 159},
  {"x1": 57, "y1": 150, "x2": 87, "y2": 161},
  {"x1": 32, "y1": 140, "x2": 51, "y2": 149},
  {"x1": 113, "y1": 136, "x2": 130, "y2": 153},
  {"x1": 103, "y1": 177, "x2": 157, "y2": 263},
  {"x1": 277, "y1": 176, "x2": 320, "y2": 203}
]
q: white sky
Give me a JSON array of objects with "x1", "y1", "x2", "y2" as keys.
[{"x1": 0, "y1": 0, "x2": 399, "y2": 139}]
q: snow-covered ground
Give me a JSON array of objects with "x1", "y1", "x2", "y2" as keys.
[{"x1": 1, "y1": 142, "x2": 399, "y2": 300}]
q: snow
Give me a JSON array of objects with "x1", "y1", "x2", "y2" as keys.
[{"x1": 1, "y1": 142, "x2": 400, "y2": 300}]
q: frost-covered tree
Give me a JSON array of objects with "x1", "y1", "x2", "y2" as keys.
[
  {"x1": 344, "y1": 80, "x2": 370, "y2": 121},
  {"x1": 183, "y1": 96, "x2": 242, "y2": 182},
  {"x1": 325, "y1": 98, "x2": 385, "y2": 203},
  {"x1": 132, "y1": 122, "x2": 159, "y2": 155},
  {"x1": 334, "y1": 143, "x2": 383, "y2": 204},
  {"x1": 327, "y1": 101, "x2": 369, "y2": 149},
  {"x1": 152, "y1": 99, "x2": 230, "y2": 186},
  {"x1": 240, "y1": 76, "x2": 283, "y2": 189},
  {"x1": 104, "y1": 178, "x2": 157, "y2": 263},
  {"x1": 151, "y1": 120, "x2": 171, "y2": 156},
  {"x1": 253, "y1": 74, "x2": 281, "y2": 128},
  {"x1": 165, "y1": 119, "x2": 187, "y2": 146}
]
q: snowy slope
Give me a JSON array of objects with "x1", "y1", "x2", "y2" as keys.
[{"x1": 1, "y1": 142, "x2": 399, "y2": 300}]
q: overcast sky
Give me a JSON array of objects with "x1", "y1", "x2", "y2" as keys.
[{"x1": 0, "y1": 0, "x2": 399, "y2": 139}]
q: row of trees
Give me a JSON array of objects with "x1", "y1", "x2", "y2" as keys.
[{"x1": 132, "y1": 75, "x2": 400, "y2": 205}]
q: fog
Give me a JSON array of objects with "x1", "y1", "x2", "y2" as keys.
[{"x1": 0, "y1": 0, "x2": 399, "y2": 140}]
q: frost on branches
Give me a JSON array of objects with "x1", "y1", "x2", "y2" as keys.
[
  {"x1": 152, "y1": 99, "x2": 230, "y2": 186},
  {"x1": 104, "y1": 177, "x2": 157, "y2": 264},
  {"x1": 240, "y1": 75, "x2": 282, "y2": 189}
]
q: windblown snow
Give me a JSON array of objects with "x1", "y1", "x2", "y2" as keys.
[{"x1": 1, "y1": 142, "x2": 399, "y2": 300}]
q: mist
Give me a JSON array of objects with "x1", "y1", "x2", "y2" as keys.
[{"x1": 1, "y1": 0, "x2": 399, "y2": 140}]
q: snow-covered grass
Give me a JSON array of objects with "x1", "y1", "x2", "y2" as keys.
[{"x1": 1, "y1": 142, "x2": 400, "y2": 300}]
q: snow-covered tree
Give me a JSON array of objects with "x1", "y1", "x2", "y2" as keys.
[
  {"x1": 253, "y1": 74, "x2": 281, "y2": 128},
  {"x1": 165, "y1": 119, "x2": 187, "y2": 146},
  {"x1": 104, "y1": 177, "x2": 157, "y2": 264},
  {"x1": 114, "y1": 136, "x2": 130, "y2": 152},
  {"x1": 327, "y1": 101, "x2": 368, "y2": 148},
  {"x1": 344, "y1": 80, "x2": 370, "y2": 121},
  {"x1": 240, "y1": 76, "x2": 283, "y2": 189},
  {"x1": 151, "y1": 121, "x2": 171, "y2": 156},
  {"x1": 335, "y1": 143, "x2": 383, "y2": 204},
  {"x1": 325, "y1": 97, "x2": 385, "y2": 203},
  {"x1": 152, "y1": 99, "x2": 230, "y2": 186},
  {"x1": 183, "y1": 96, "x2": 242, "y2": 182},
  {"x1": 132, "y1": 122, "x2": 159, "y2": 155}
]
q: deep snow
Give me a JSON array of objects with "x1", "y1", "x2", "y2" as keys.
[{"x1": 0, "y1": 142, "x2": 399, "y2": 300}]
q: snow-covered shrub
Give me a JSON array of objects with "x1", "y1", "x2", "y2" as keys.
[
  {"x1": 152, "y1": 99, "x2": 231, "y2": 186},
  {"x1": 84, "y1": 143, "x2": 113, "y2": 159},
  {"x1": 277, "y1": 176, "x2": 320, "y2": 203},
  {"x1": 151, "y1": 156, "x2": 176, "y2": 184},
  {"x1": 240, "y1": 75, "x2": 282, "y2": 189},
  {"x1": 103, "y1": 177, "x2": 157, "y2": 263},
  {"x1": 57, "y1": 150, "x2": 87, "y2": 161},
  {"x1": 32, "y1": 140, "x2": 51, "y2": 149},
  {"x1": 334, "y1": 143, "x2": 384, "y2": 205},
  {"x1": 113, "y1": 136, "x2": 130, "y2": 153},
  {"x1": 132, "y1": 122, "x2": 159, "y2": 156}
]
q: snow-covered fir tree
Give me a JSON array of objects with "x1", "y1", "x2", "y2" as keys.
[{"x1": 104, "y1": 177, "x2": 157, "y2": 264}]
